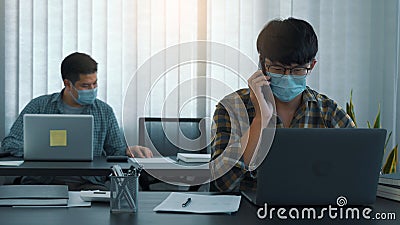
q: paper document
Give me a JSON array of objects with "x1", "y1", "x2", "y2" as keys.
[
  {"x1": 130, "y1": 157, "x2": 179, "y2": 169},
  {"x1": 0, "y1": 161, "x2": 24, "y2": 166},
  {"x1": 153, "y1": 192, "x2": 241, "y2": 214},
  {"x1": 133, "y1": 157, "x2": 176, "y2": 164},
  {"x1": 177, "y1": 153, "x2": 211, "y2": 163}
]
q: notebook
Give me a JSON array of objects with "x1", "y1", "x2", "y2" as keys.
[
  {"x1": 23, "y1": 114, "x2": 94, "y2": 161},
  {"x1": 242, "y1": 128, "x2": 387, "y2": 206},
  {"x1": 177, "y1": 153, "x2": 211, "y2": 163},
  {"x1": 0, "y1": 185, "x2": 69, "y2": 206}
]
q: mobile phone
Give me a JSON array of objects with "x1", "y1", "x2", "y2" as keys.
[
  {"x1": 259, "y1": 60, "x2": 271, "y2": 102},
  {"x1": 106, "y1": 155, "x2": 128, "y2": 162},
  {"x1": 0, "y1": 152, "x2": 11, "y2": 158}
]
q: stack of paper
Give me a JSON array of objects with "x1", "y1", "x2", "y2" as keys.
[
  {"x1": 377, "y1": 173, "x2": 400, "y2": 202},
  {"x1": 153, "y1": 192, "x2": 241, "y2": 214},
  {"x1": 0, "y1": 185, "x2": 69, "y2": 206},
  {"x1": 0, "y1": 161, "x2": 24, "y2": 166},
  {"x1": 130, "y1": 157, "x2": 178, "y2": 169},
  {"x1": 177, "y1": 153, "x2": 211, "y2": 163}
]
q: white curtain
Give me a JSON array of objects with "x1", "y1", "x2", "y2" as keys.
[{"x1": 1, "y1": 0, "x2": 399, "y2": 167}]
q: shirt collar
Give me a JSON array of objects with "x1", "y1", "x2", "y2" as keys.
[
  {"x1": 52, "y1": 88, "x2": 93, "y2": 113},
  {"x1": 302, "y1": 86, "x2": 318, "y2": 103}
]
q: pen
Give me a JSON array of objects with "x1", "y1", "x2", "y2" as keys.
[{"x1": 182, "y1": 197, "x2": 191, "y2": 207}]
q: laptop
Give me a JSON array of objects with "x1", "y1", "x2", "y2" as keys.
[
  {"x1": 23, "y1": 114, "x2": 94, "y2": 161},
  {"x1": 242, "y1": 128, "x2": 386, "y2": 206}
]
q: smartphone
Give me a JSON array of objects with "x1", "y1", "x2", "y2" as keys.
[
  {"x1": 106, "y1": 155, "x2": 128, "y2": 162},
  {"x1": 259, "y1": 60, "x2": 271, "y2": 102}
]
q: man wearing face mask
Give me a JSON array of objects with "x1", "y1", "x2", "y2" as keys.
[
  {"x1": 210, "y1": 18, "x2": 355, "y2": 192},
  {"x1": 1, "y1": 52, "x2": 152, "y2": 190}
]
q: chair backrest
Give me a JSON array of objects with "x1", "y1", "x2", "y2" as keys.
[{"x1": 138, "y1": 117, "x2": 209, "y2": 157}]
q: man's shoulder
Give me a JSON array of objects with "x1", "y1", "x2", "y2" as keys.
[
  {"x1": 93, "y1": 98, "x2": 114, "y2": 111},
  {"x1": 29, "y1": 92, "x2": 60, "y2": 104},
  {"x1": 305, "y1": 87, "x2": 335, "y2": 103},
  {"x1": 305, "y1": 87, "x2": 339, "y2": 109}
]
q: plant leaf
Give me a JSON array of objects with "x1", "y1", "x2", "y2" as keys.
[
  {"x1": 382, "y1": 145, "x2": 398, "y2": 174},
  {"x1": 384, "y1": 131, "x2": 393, "y2": 152},
  {"x1": 346, "y1": 89, "x2": 357, "y2": 127},
  {"x1": 373, "y1": 104, "x2": 381, "y2": 128}
]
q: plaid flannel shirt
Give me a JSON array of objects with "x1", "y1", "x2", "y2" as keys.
[
  {"x1": 1, "y1": 89, "x2": 126, "y2": 186},
  {"x1": 210, "y1": 86, "x2": 356, "y2": 192}
]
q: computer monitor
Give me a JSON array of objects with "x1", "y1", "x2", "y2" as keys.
[{"x1": 138, "y1": 117, "x2": 208, "y2": 157}]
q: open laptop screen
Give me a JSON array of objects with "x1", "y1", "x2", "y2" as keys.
[
  {"x1": 242, "y1": 128, "x2": 386, "y2": 206},
  {"x1": 23, "y1": 114, "x2": 94, "y2": 161}
]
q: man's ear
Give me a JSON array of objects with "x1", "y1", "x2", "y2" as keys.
[
  {"x1": 310, "y1": 59, "x2": 317, "y2": 69},
  {"x1": 63, "y1": 79, "x2": 71, "y2": 89}
]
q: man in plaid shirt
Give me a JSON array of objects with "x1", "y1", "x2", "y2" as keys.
[
  {"x1": 1, "y1": 52, "x2": 152, "y2": 190},
  {"x1": 210, "y1": 18, "x2": 355, "y2": 192}
]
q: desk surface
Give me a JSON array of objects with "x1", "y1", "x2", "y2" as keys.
[
  {"x1": 0, "y1": 157, "x2": 211, "y2": 184},
  {"x1": 0, "y1": 192, "x2": 399, "y2": 225},
  {"x1": 0, "y1": 157, "x2": 131, "y2": 176}
]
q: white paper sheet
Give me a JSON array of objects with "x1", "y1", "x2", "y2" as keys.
[
  {"x1": 0, "y1": 161, "x2": 24, "y2": 166},
  {"x1": 153, "y1": 192, "x2": 241, "y2": 214}
]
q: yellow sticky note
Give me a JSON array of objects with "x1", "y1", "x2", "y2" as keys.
[{"x1": 50, "y1": 130, "x2": 67, "y2": 147}]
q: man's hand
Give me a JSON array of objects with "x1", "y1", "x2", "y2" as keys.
[
  {"x1": 248, "y1": 70, "x2": 274, "y2": 128},
  {"x1": 126, "y1": 145, "x2": 153, "y2": 158}
]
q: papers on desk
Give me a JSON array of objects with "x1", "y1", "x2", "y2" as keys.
[
  {"x1": 177, "y1": 153, "x2": 211, "y2": 163},
  {"x1": 133, "y1": 157, "x2": 176, "y2": 164},
  {"x1": 130, "y1": 157, "x2": 178, "y2": 169},
  {"x1": 0, "y1": 160, "x2": 24, "y2": 166},
  {"x1": 153, "y1": 192, "x2": 241, "y2": 214},
  {"x1": 129, "y1": 157, "x2": 210, "y2": 170},
  {"x1": 65, "y1": 192, "x2": 92, "y2": 207}
]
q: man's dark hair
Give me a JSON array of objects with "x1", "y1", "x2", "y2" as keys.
[
  {"x1": 257, "y1": 17, "x2": 318, "y2": 69},
  {"x1": 61, "y1": 52, "x2": 98, "y2": 84}
]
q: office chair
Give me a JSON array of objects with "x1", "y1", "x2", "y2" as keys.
[{"x1": 138, "y1": 117, "x2": 209, "y2": 191}]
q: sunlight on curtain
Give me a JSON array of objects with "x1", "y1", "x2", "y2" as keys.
[
  {"x1": 3, "y1": 0, "x2": 204, "y2": 145},
  {"x1": 2, "y1": 0, "x2": 400, "y2": 161}
]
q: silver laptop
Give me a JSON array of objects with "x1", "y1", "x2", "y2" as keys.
[
  {"x1": 242, "y1": 128, "x2": 386, "y2": 206},
  {"x1": 23, "y1": 114, "x2": 94, "y2": 161}
]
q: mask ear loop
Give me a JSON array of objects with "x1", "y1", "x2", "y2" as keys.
[{"x1": 67, "y1": 80, "x2": 81, "y2": 105}]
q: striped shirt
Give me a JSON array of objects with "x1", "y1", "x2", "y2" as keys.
[
  {"x1": 210, "y1": 87, "x2": 355, "y2": 192},
  {"x1": 1, "y1": 89, "x2": 126, "y2": 187}
]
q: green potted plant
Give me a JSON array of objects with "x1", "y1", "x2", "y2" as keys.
[{"x1": 346, "y1": 90, "x2": 398, "y2": 174}]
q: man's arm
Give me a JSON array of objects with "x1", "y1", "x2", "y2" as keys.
[
  {"x1": 102, "y1": 109, "x2": 127, "y2": 156},
  {"x1": 210, "y1": 103, "x2": 248, "y2": 192},
  {"x1": 1, "y1": 99, "x2": 41, "y2": 157},
  {"x1": 211, "y1": 71, "x2": 273, "y2": 192}
]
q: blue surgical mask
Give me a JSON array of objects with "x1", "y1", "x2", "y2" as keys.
[
  {"x1": 69, "y1": 81, "x2": 98, "y2": 105},
  {"x1": 268, "y1": 72, "x2": 307, "y2": 102}
]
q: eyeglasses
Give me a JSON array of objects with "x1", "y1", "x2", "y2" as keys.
[{"x1": 265, "y1": 64, "x2": 311, "y2": 76}]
